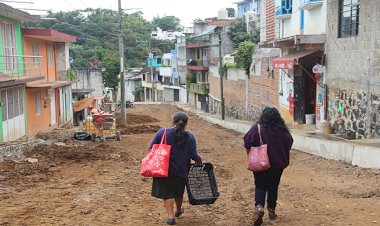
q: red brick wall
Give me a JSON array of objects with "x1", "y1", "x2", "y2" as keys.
[
  {"x1": 248, "y1": 60, "x2": 279, "y2": 107},
  {"x1": 208, "y1": 64, "x2": 279, "y2": 120},
  {"x1": 266, "y1": 0, "x2": 275, "y2": 41}
]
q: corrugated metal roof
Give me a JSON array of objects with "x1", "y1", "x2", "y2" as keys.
[{"x1": 193, "y1": 25, "x2": 218, "y2": 38}]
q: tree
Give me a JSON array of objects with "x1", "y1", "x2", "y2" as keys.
[
  {"x1": 235, "y1": 41, "x2": 255, "y2": 76},
  {"x1": 93, "y1": 47, "x2": 120, "y2": 98},
  {"x1": 123, "y1": 12, "x2": 153, "y2": 68},
  {"x1": 226, "y1": 8, "x2": 236, "y2": 17},
  {"x1": 152, "y1": 16, "x2": 181, "y2": 31},
  {"x1": 227, "y1": 18, "x2": 252, "y2": 47}
]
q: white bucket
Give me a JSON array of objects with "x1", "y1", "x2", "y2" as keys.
[{"x1": 305, "y1": 114, "x2": 315, "y2": 124}]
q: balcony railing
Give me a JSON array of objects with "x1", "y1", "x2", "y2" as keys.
[
  {"x1": 189, "y1": 82, "x2": 209, "y2": 95},
  {"x1": 275, "y1": 0, "x2": 292, "y2": 19},
  {"x1": 0, "y1": 55, "x2": 43, "y2": 81},
  {"x1": 299, "y1": 0, "x2": 323, "y2": 10},
  {"x1": 187, "y1": 59, "x2": 209, "y2": 71}
]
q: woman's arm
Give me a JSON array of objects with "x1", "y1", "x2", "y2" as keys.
[
  {"x1": 243, "y1": 125, "x2": 258, "y2": 149},
  {"x1": 189, "y1": 134, "x2": 202, "y2": 164}
]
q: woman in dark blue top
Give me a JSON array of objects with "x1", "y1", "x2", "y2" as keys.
[{"x1": 149, "y1": 112, "x2": 202, "y2": 225}]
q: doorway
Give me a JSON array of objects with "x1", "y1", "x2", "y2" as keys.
[{"x1": 293, "y1": 57, "x2": 317, "y2": 124}]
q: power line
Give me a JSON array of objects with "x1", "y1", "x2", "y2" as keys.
[
  {"x1": 56, "y1": 21, "x2": 118, "y2": 37},
  {"x1": 78, "y1": 0, "x2": 88, "y2": 8},
  {"x1": 63, "y1": 0, "x2": 75, "y2": 9},
  {"x1": 0, "y1": 0, "x2": 33, "y2": 3},
  {"x1": 60, "y1": 0, "x2": 119, "y2": 36}
]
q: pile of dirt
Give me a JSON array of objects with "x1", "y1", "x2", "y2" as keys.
[
  {"x1": 35, "y1": 129, "x2": 75, "y2": 142},
  {"x1": 116, "y1": 113, "x2": 159, "y2": 127},
  {"x1": 0, "y1": 143, "x2": 127, "y2": 187},
  {"x1": 120, "y1": 125, "x2": 161, "y2": 135}
]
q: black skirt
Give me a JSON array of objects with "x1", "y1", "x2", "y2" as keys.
[{"x1": 151, "y1": 174, "x2": 186, "y2": 200}]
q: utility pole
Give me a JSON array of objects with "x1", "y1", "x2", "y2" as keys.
[
  {"x1": 118, "y1": 0, "x2": 126, "y2": 126},
  {"x1": 219, "y1": 32, "x2": 225, "y2": 120}
]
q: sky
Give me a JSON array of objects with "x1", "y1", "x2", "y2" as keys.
[{"x1": 5, "y1": 0, "x2": 237, "y2": 27}]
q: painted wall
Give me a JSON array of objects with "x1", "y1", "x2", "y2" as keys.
[
  {"x1": 26, "y1": 88, "x2": 52, "y2": 137},
  {"x1": 280, "y1": 0, "x2": 326, "y2": 38},
  {"x1": 56, "y1": 42, "x2": 70, "y2": 80},
  {"x1": 73, "y1": 69, "x2": 104, "y2": 98},
  {"x1": 325, "y1": 0, "x2": 380, "y2": 139},
  {"x1": 281, "y1": 0, "x2": 301, "y2": 38},
  {"x1": 179, "y1": 87, "x2": 187, "y2": 104},
  {"x1": 23, "y1": 36, "x2": 57, "y2": 84},
  {"x1": 237, "y1": 0, "x2": 254, "y2": 17},
  {"x1": 303, "y1": 1, "x2": 327, "y2": 35}
]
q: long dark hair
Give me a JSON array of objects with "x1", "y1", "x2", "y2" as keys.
[
  {"x1": 257, "y1": 107, "x2": 289, "y2": 135},
  {"x1": 172, "y1": 112, "x2": 189, "y2": 146}
]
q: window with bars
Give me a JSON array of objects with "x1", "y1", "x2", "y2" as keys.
[{"x1": 338, "y1": 0, "x2": 360, "y2": 38}]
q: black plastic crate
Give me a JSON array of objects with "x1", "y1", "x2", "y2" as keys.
[{"x1": 186, "y1": 163, "x2": 220, "y2": 205}]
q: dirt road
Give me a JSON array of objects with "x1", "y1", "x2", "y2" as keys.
[{"x1": 0, "y1": 104, "x2": 379, "y2": 226}]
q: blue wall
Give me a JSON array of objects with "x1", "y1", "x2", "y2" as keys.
[{"x1": 237, "y1": 0, "x2": 254, "y2": 17}]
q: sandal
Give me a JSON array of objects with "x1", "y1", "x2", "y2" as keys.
[
  {"x1": 175, "y1": 207, "x2": 184, "y2": 217},
  {"x1": 166, "y1": 218, "x2": 175, "y2": 225}
]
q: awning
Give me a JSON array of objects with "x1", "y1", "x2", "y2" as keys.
[
  {"x1": 27, "y1": 80, "x2": 75, "y2": 88},
  {"x1": 272, "y1": 50, "x2": 322, "y2": 70},
  {"x1": 72, "y1": 97, "x2": 95, "y2": 112}
]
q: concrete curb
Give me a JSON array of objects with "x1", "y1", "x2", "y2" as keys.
[{"x1": 189, "y1": 106, "x2": 380, "y2": 169}]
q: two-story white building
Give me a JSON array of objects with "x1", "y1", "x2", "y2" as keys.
[{"x1": 263, "y1": 0, "x2": 326, "y2": 127}]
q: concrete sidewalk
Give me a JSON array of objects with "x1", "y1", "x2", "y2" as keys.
[{"x1": 174, "y1": 103, "x2": 380, "y2": 169}]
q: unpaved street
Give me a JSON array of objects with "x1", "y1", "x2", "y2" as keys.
[{"x1": 0, "y1": 104, "x2": 379, "y2": 225}]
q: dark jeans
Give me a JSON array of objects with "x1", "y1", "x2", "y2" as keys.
[{"x1": 253, "y1": 168, "x2": 283, "y2": 208}]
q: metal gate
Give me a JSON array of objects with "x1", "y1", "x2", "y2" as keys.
[
  {"x1": 1, "y1": 86, "x2": 25, "y2": 142},
  {"x1": 174, "y1": 89, "x2": 179, "y2": 102},
  {"x1": 293, "y1": 67, "x2": 305, "y2": 123}
]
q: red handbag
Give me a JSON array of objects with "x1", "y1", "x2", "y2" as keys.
[
  {"x1": 141, "y1": 129, "x2": 171, "y2": 177},
  {"x1": 247, "y1": 124, "x2": 270, "y2": 172}
]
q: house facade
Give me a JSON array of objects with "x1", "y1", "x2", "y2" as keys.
[
  {"x1": 325, "y1": 0, "x2": 380, "y2": 139},
  {"x1": 187, "y1": 18, "x2": 235, "y2": 113},
  {"x1": 0, "y1": 4, "x2": 43, "y2": 142},
  {"x1": 142, "y1": 51, "x2": 185, "y2": 103},
  {"x1": 176, "y1": 35, "x2": 189, "y2": 103},
  {"x1": 261, "y1": 0, "x2": 326, "y2": 126},
  {"x1": 23, "y1": 28, "x2": 76, "y2": 136},
  {"x1": 151, "y1": 27, "x2": 184, "y2": 41}
]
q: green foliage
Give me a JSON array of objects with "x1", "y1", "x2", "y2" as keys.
[
  {"x1": 235, "y1": 41, "x2": 255, "y2": 76},
  {"x1": 23, "y1": 8, "x2": 178, "y2": 90},
  {"x1": 227, "y1": 18, "x2": 252, "y2": 47},
  {"x1": 23, "y1": 9, "x2": 153, "y2": 69},
  {"x1": 222, "y1": 63, "x2": 237, "y2": 78},
  {"x1": 93, "y1": 47, "x2": 120, "y2": 90},
  {"x1": 133, "y1": 85, "x2": 144, "y2": 95},
  {"x1": 193, "y1": 18, "x2": 204, "y2": 24},
  {"x1": 185, "y1": 74, "x2": 196, "y2": 89},
  {"x1": 66, "y1": 68, "x2": 77, "y2": 81},
  {"x1": 152, "y1": 16, "x2": 181, "y2": 31},
  {"x1": 226, "y1": 8, "x2": 235, "y2": 17}
]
